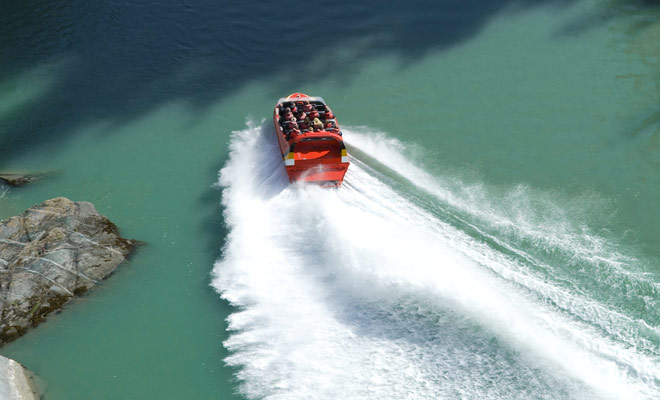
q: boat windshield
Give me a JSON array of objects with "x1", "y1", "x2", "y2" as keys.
[{"x1": 276, "y1": 96, "x2": 326, "y2": 105}]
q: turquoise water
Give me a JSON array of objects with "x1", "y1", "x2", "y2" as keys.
[{"x1": 1, "y1": 0, "x2": 659, "y2": 399}]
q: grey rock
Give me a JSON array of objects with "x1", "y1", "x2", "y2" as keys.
[
  {"x1": 0, "y1": 355, "x2": 41, "y2": 400},
  {"x1": 0, "y1": 197, "x2": 138, "y2": 345},
  {"x1": 0, "y1": 173, "x2": 45, "y2": 187}
]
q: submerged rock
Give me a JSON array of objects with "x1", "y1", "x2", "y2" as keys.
[
  {"x1": 0, "y1": 355, "x2": 41, "y2": 400},
  {"x1": 0, "y1": 197, "x2": 138, "y2": 345},
  {"x1": 0, "y1": 174, "x2": 44, "y2": 187}
]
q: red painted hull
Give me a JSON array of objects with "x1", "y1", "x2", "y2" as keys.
[{"x1": 273, "y1": 93, "x2": 349, "y2": 187}]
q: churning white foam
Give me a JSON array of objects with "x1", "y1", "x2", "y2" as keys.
[
  {"x1": 345, "y1": 127, "x2": 633, "y2": 271},
  {"x1": 212, "y1": 121, "x2": 660, "y2": 399}
]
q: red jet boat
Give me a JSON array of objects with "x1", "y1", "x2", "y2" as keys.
[{"x1": 273, "y1": 93, "x2": 349, "y2": 187}]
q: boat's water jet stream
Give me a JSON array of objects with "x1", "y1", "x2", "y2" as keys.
[{"x1": 213, "y1": 121, "x2": 660, "y2": 400}]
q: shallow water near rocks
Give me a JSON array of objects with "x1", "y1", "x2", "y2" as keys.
[{"x1": 1, "y1": 0, "x2": 659, "y2": 399}]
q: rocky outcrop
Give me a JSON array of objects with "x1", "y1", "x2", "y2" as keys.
[
  {"x1": 0, "y1": 197, "x2": 138, "y2": 345},
  {"x1": 0, "y1": 355, "x2": 41, "y2": 400},
  {"x1": 0, "y1": 174, "x2": 45, "y2": 187}
]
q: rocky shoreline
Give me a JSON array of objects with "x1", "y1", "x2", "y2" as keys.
[{"x1": 0, "y1": 197, "x2": 138, "y2": 345}]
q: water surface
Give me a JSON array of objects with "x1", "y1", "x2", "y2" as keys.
[{"x1": 1, "y1": 0, "x2": 659, "y2": 399}]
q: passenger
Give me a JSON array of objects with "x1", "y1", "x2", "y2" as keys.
[
  {"x1": 288, "y1": 127, "x2": 301, "y2": 138},
  {"x1": 312, "y1": 117, "x2": 323, "y2": 131},
  {"x1": 323, "y1": 105, "x2": 334, "y2": 120},
  {"x1": 283, "y1": 116, "x2": 296, "y2": 125},
  {"x1": 296, "y1": 110, "x2": 307, "y2": 121},
  {"x1": 303, "y1": 101, "x2": 313, "y2": 113},
  {"x1": 282, "y1": 107, "x2": 295, "y2": 121},
  {"x1": 322, "y1": 119, "x2": 339, "y2": 133},
  {"x1": 309, "y1": 109, "x2": 320, "y2": 119},
  {"x1": 287, "y1": 121, "x2": 299, "y2": 131},
  {"x1": 299, "y1": 118, "x2": 310, "y2": 131}
]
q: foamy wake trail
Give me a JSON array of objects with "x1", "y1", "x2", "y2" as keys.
[{"x1": 212, "y1": 121, "x2": 660, "y2": 400}]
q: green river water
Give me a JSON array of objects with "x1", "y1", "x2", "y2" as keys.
[{"x1": 1, "y1": 0, "x2": 659, "y2": 399}]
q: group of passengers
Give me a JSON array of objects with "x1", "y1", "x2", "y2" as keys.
[{"x1": 279, "y1": 100, "x2": 340, "y2": 138}]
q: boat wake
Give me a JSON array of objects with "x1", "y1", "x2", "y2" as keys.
[{"x1": 212, "y1": 121, "x2": 660, "y2": 400}]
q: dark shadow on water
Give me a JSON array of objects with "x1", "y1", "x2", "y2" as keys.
[
  {"x1": 0, "y1": 0, "x2": 581, "y2": 163},
  {"x1": 557, "y1": 0, "x2": 660, "y2": 37}
]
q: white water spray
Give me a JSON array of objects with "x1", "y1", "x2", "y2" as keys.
[{"x1": 212, "y1": 121, "x2": 660, "y2": 399}]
